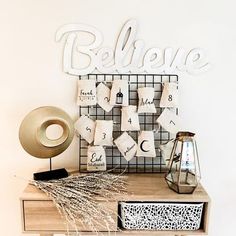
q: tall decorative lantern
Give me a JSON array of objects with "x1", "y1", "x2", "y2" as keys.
[{"x1": 165, "y1": 132, "x2": 201, "y2": 194}]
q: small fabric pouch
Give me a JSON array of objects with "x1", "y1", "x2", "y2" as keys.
[
  {"x1": 94, "y1": 120, "x2": 113, "y2": 146},
  {"x1": 159, "y1": 139, "x2": 175, "y2": 165},
  {"x1": 77, "y1": 79, "x2": 97, "y2": 106},
  {"x1": 121, "y1": 105, "x2": 140, "y2": 131},
  {"x1": 114, "y1": 132, "x2": 137, "y2": 161},
  {"x1": 137, "y1": 87, "x2": 156, "y2": 113},
  {"x1": 96, "y1": 83, "x2": 114, "y2": 112},
  {"x1": 160, "y1": 82, "x2": 178, "y2": 107},
  {"x1": 136, "y1": 131, "x2": 156, "y2": 157},
  {"x1": 110, "y1": 79, "x2": 129, "y2": 106},
  {"x1": 87, "y1": 145, "x2": 106, "y2": 171},
  {"x1": 74, "y1": 115, "x2": 96, "y2": 144},
  {"x1": 156, "y1": 108, "x2": 179, "y2": 134}
]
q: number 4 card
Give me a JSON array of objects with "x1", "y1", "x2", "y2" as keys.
[{"x1": 121, "y1": 105, "x2": 140, "y2": 131}]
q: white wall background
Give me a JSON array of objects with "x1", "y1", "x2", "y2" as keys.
[{"x1": 0, "y1": 0, "x2": 236, "y2": 235}]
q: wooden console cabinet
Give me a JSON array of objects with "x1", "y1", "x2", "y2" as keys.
[{"x1": 20, "y1": 173, "x2": 210, "y2": 236}]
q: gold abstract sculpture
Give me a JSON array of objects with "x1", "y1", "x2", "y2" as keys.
[
  {"x1": 19, "y1": 106, "x2": 74, "y2": 158},
  {"x1": 19, "y1": 106, "x2": 74, "y2": 180}
]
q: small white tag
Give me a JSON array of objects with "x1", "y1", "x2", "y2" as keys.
[
  {"x1": 156, "y1": 109, "x2": 179, "y2": 134},
  {"x1": 94, "y1": 120, "x2": 113, "y2": 146},
  {"x1": 110, "y1": 79, "x2": 129, "y2": 106},
  {"x1": 96, "y1": 83, "x2": 114, "y2": 112},
  {"x1": 74, "y1": 115, "x2": 96, "y2": 144},
  {"x1": 77, "y1": 79, "x2": 97, "y2": 106},
  {"x1": 114, "y1": 132, "x2": 137, "y2": 161},
  {"x1": 138, "y1": 87, "x2": 156, "y2": 113},
  {"x1": 159, "y1": 139, "x2": 175, "y2": 165},
  {"x1": 136, "y1": 131, "x2": 156, "y2": 157},
  {"x1": 87, "y1": 146, "x2": 106, "y2": 171},
  {"x1": 121, "y1": 105, "x2": 140, "y2": 131},
  {"x1": 160, "y1": 82, "x2": 178, "y2": 108}
]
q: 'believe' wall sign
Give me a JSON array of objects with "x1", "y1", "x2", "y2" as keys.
[{"x1": 56, "y1": 19, "x2": 210, "y2": 76}]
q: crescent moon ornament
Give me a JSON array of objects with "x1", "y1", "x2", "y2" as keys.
[{"x1": 140, "y1": 140, "x2": 150, "y2": 152}]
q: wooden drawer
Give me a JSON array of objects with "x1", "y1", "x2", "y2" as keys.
[{"x1": 22, "y1": 200, "x2": 118, "y2": 232}]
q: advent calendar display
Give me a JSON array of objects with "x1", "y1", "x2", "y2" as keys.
[{"x1": 76, "y1": 74, "x2": 179, "y2": 173}]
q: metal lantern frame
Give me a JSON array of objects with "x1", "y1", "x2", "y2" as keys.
[{"x1": 165, "y1": 132, "x2": 201, "y2": 194}]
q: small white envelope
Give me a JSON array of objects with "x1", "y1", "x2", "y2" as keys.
[
  {"x1": 94, "y1": 120, "x2": 113, "y2": 146},
  {"x1": 138, "y1": 87, "x2": 156, "y2": 113},
  {"x1": 121, "y1": 105, "x2": 140, "y2": 131},
  {"x1": 136, "y1": 131, "x2": 156, "y2": 157},
  {"x1": 77, "y1": 79, "x2": 97, "y2": 106},
  {"x1": 156, "y1": 109, "x2": 179, "y2": 134},
  {"x1": 114, "y1": 132, "x2": 137, "y2": 161},
  {"x1": 96, "y1": 83, "x2": 114, "y2": 112},
  {"x1": 160, "y1": 82, "x2": 178, "y2": 108},
  {"x1": 87, "y1": 145, "x2": 106, "y2": 171},
  {"x1": 74, "y1": 115, "x2": 96, "y2": 144},
  {"x1": 110, "y1": 79, "x2": 129, "y2": 106}
]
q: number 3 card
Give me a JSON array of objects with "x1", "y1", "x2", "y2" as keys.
[{"x1": 94, "y1": 120, "x2": 113, "y2": 146}]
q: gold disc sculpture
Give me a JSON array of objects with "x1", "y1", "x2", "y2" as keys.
[{"x1": 19, "y1": 106, "x2": 74, "y2": 180}]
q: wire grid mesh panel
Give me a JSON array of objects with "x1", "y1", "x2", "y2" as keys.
[{"x1": 78, "y1": 74, "x2": 178, "y2": 173}]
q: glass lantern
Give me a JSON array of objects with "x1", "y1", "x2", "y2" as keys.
[{"x1": 165, "y1": 131, "x2": 201, "y2": 194}]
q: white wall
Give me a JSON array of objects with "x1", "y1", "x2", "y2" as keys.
[{"x1": 0, "y1": 0, "x2": 236, "y2": 235}]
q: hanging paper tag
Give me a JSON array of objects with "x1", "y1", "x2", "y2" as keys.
[
  {"x1": 74, "y1": 115, "x2": 96, "y2": 144},
  {"x1": 138, "y1": 87, "x2": 156, "y2": 113},
  {"x1": 136, "y1": 131, "x2": 156, "y2": 157},
  {"x1": 77, "y1": 79, "x2": 97, "y2": 106},
  {"x1": 96, "y1": 83, "x2": 114, "y2": 112},
  {"x1": 159, "y1": 139, "x2": 175, "y2": 165},
  {"x1": 121, "y1": 105, "x2": 140, "y2": 131},
  {"x1": 87, "y1": 145, "x2": 106, "y2": 171},
  {"x1": 156, "y1": 109, "x2": 179, "y2": 134},
  {"x1": 110, "y1": 79, "x2": 129, "y2": 106},
  {"x1": 160, "y1": 82, "x2": 178, "y2": 107},
  {"x1": 94, "y1": 120, "x2": 113, "y2": 146},
  {"x1": 114, "y1": 132, "x2": 137, "y2": 161}
]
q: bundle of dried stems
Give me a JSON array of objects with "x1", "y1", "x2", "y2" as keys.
[{"x1": 31, "y1": 171, "x2": 127, "y2": 235}]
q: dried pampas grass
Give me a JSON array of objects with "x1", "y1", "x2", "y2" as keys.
[{"x1": 31, "y1": 171, "x2": 127, "y2": 235}]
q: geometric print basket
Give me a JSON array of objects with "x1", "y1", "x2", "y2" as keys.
[{"x1": 120, "y1": 202, "x2": 203, "y2": 231}]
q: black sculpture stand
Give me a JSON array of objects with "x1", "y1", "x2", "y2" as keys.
[{"x1": 33, "y1": 158, "x2": 68, "y2": 181}]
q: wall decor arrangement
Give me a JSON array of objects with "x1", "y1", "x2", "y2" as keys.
[
  {"x1": 76, "y1": 74, "x2": 179, "y2": 173},
  {"x1": 19, "y1": 18, "x2": 211, "y2": 236}
]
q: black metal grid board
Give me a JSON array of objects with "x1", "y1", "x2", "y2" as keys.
[{"x1": 78, "y1": 74, "x2": 178, "y2": 173}]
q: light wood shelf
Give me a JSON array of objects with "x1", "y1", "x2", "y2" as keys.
[{"x1": 20, "y1": 173, "x2": 210, "y2": 236}]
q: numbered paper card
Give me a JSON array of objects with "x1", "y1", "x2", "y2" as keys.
[
  {"x1": 121, "y1": 105, "x2": 140, "y2": 131},
  {"x1": 136, "y1": 131, "x2": 156, "y2": 157},
  {"x1": 110, "y1": 79, "x2": 129, "y2": 106},
  {"x1": 160, "y1": 82, "x2": 178, "y2": 107},
  {"x1": 97, "y1": 83, "x2": 114, "y2": 112},
  {"x1": 156, "y1": 109, "x2": 179, "y2": 134},
  {"x1": 77, "y1": 79, "x2": 97, "y2": 106},
  {"x1": 74, "y1": 115, "x2": 96, "y2": 144},
  {"x1": 87, "y1": 146, "x2": 106, "y2": 171},
  {"x1": 138, "y1": 87, "x2": 156, "y2": 113},
  {"x1": 114, "y1": 132, "x2": 137, "y2": 161},
  {"x1": 94, "y1": 120, "x2": 113, "y2": 146}
]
